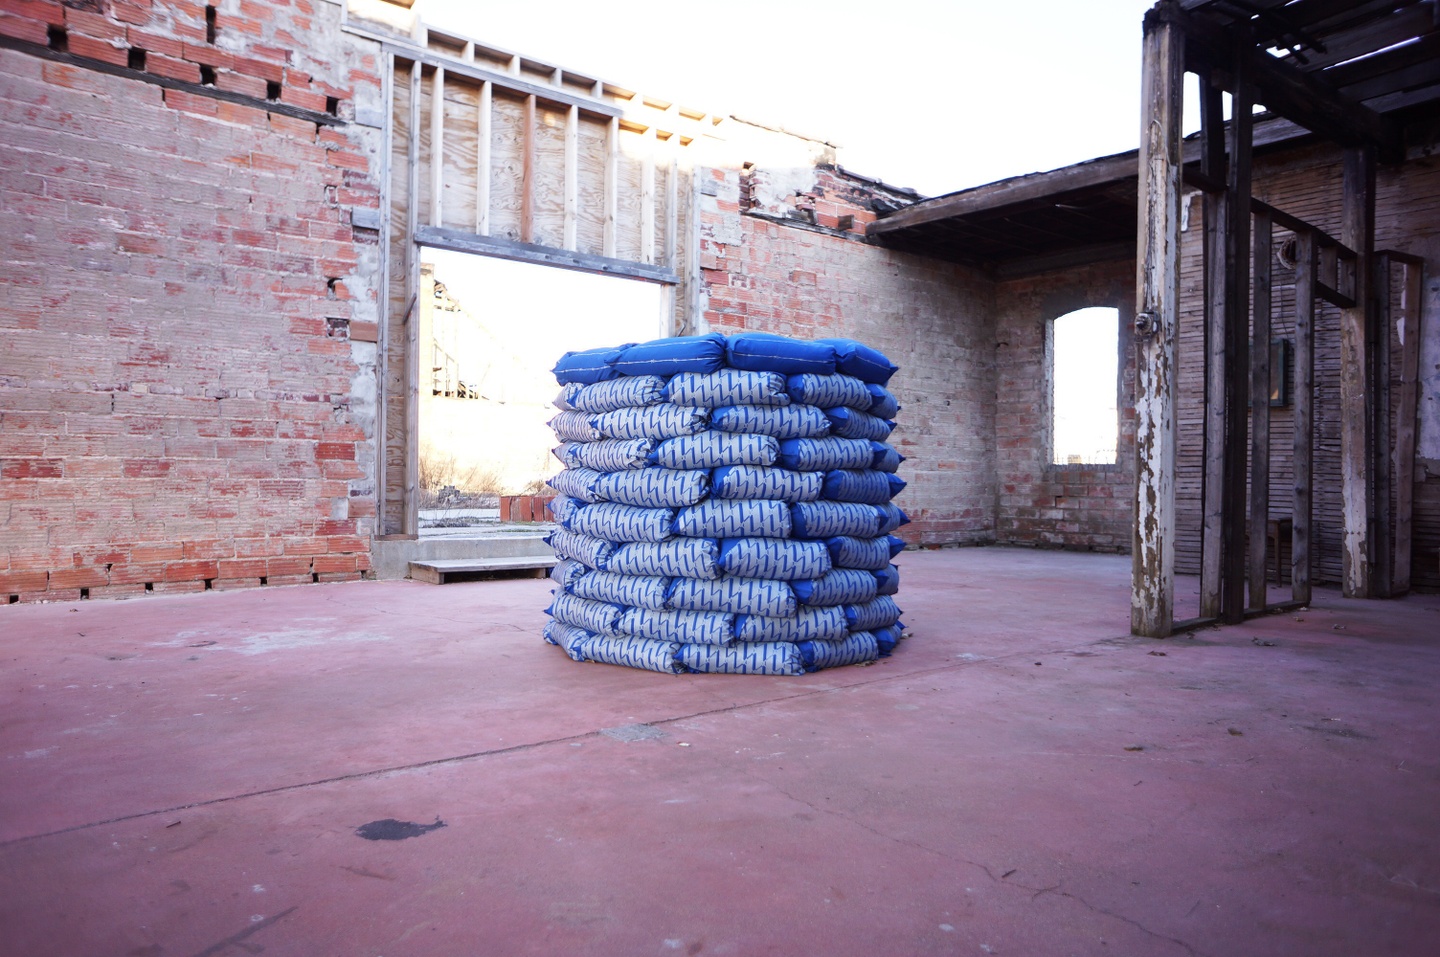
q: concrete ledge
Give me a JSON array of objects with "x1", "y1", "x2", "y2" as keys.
[{"x1": 371, "y1": 532, "x2": 554, "y2": 580}]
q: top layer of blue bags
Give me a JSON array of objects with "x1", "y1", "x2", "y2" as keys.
[{"x1": 553, "y1": 332, "x2": 899, "y2": 386}]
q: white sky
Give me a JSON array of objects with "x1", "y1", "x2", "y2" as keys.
[{"x1": 415, "y1": 0, "x2": 1159, "y2": 197}]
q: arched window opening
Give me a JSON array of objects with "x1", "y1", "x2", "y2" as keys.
[{"x1": 1051, "y1": 306, "x2": 1119, "y2": 466}]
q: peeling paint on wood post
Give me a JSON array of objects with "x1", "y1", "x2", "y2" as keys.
[
  {"x1": 1339, "y1": 146, "x2": 1376, "y2": 597},
  {"x1": 1132, "y1": 8, "x2": 1184, "y2": 638}
]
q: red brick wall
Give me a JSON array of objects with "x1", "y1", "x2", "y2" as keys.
[
  {"x1": 0, "y1": 0, "x2": 384, "y2": 602},
  {"x1": 698, "y1": 165, "x2": 999, "y2": 547},
  {"x1": 993, "y1": 259, "x2": 1137, "y2": 550}
]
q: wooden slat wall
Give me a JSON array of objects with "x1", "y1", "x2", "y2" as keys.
[{"x1": 379, "y1": 57, "x2": 698, "y2": 535}]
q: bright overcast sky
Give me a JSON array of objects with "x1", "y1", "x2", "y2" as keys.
[{"x1": 415, "y1": 0, "x2": 1159, "y2": 198}]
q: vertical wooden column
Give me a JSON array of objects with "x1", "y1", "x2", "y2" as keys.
[
  {"x1": 1372, "y1": 253, "x2": 1393, "y2": 596},
  {"x1": 641, "y1": 125, "x2": 656, "y2": 264},
  {"x1": 475, "y1": 80, "x2": 491, "y2": 236},
  {"x1": 402, "y1": 60, "x2": 422, "y2": 538},
  {"x1": 1393, "y1": 260, "x2": 1423, "y2": 594},
  {"x1": 1339, "y1": 146, "x2": 1376, "y2": 597},
  {"x1": 1292, "y1": 230, "x2": 1316, "y2": 605},
  {"x1": 1220, "y1": 46, "x2": 1254, "y2": 624},
  {"x1": 603, "y1": 116, "x2": 618, "y2": 258},
  {"x1": 521, "y1": 94, "x2": 536, "y2": 244},
  {"x1": 563, "y1": 104, "x2": 579, "y2": 250},
  {"x1": 1199, "y1": 74, "x2": 1228, "y2": 620},
  {"x1": 1131, "y1": 11, "x2": 1184, "y2": 638},
  {"x1": 1248, "y1": 210, "x2": 1272, "y2": 609},
  {"x1": 429, "y1": 67, "x2": 444, "y2": 228}
]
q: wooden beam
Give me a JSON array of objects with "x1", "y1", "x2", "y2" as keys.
[
  {"x1": 415, "y1": 225, "x2": 680, "y2": 284},
  {"x1": 1372, "y1": 251, "x2": 1394, "y2": 597},
  {"x1": 1160, "y1": 2, "x2": 1397, "y2": 153},
  {"x1": 402, "y1": 59, "x2": 422, "y2": 539},
  {"x1": 1338, "y1": 145, "x2": 1376, "y2": 597},
  {"x1": 1249, "y1": 209, "x2": 1273, "y2": 610},
  {"x1": 1221, "y1": 43, "x2": 1255, "y2": 624},
  {"x1": 1131, "y1": 11, "x2": 1184, "y2": 639},
  {"x1": 1392, "y1": 258, "x2": 1423, "y2": 594},
  {"x1": 564, "y1": 103, "x2": 579, "y2": 251},
  {"x1": 385, "y1": 46, "x2": 622, "y2": 118},
  {"x1": 665, "y1": 129, "x2": 679, "y2": 273},
  {"x1": 641, "y1": 123, "x2": 656, "y2": 265},
  {"x1": 1200, "y1": 73, "x2": 1227, "y2": 620},
  {"x1": 604, "y1": 116, "x2": 619, "y2": 258},
  {"x1": 429, "y1": 66, "x2": 444, "y2": 228},
  {"x1": 476, "y1": 80, "x2": 491, "y2": 236},
  {"x1": 521, "y1": 94, "x2": 535, "y2": 245},
  {"x1": 991, "y1": 240, "x2": 1137, "y2": 280},
  {"x1": 1292, "y1": 230, "x2": 1315, "y2": 605}
]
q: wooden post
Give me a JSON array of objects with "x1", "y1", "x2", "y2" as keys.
[
  {"x1": 603, "y1": 116, "x2": 618, "y2": 258},
  {"x1": 521, "y1": 94, "x2": 536, "y2": 244},
  {"x1": 1248, "y1": 210, "x2": 1272, "y2": 609},
  {"x1": 642, "y1": 123, "x2": 656, "y2": 265},
  {"x1": 1199, "y1": 73, "x2": 1227, "y2": 620},
  {"x1": 1292, "y1": 230, "x2": 1315, "y2": 605},
  {"x1": 1131, "y1": 10, "x2": 1184, "y2": 638},
  {"x1": 564, "y1": 103, "x2": 579, "y2": 250},
  {"x1": 1339, "y1": 146, "x2": 1376, "y2": 597},
  {"x1": 1221, "y1": 44, "x2": 1254, "y2": 624},
  {"x1": 1393, "y1": 260, "x2": 1423, "y2": 594},
  {"x1": 429, "y1": 66, "x2": 444, "y2": 228},
  {"x1": 476, "y1": 80, "x2": 491, "y2": 236},
  {"x1": 402, "y1": 60, "x2": 422, "y2": 539},
  {"x1": 1373, "y1": 252, "x2": 1393, "y2": 597}
]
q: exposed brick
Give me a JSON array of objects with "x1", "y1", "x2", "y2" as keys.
[
  {"x1": 0, "y1": 0, "x2": 64, "y2": 27},
  {"x1": 2, "y1": 458, "x2": 63, "y2": 479},
  {"x1": 0, "y1": 11, "x2": 49, "y2": 42},
  {"x1": 147, "y1": 51, "x2": 202, "y2": 83}
]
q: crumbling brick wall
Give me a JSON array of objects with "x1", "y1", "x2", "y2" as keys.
[
  {"x1": 993, "y1": 259, "x2": 1137, "y2": 551},
  {"x1": 0, "y1": 0, "x2": 384, "y2": 601},
  {"x1": 697, "y1": 164, "x2": 999, "y2": 547}
]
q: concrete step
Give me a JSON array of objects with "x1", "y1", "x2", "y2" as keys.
[{"x1": 408, "y1": 556, "x2": 557, "y2": 585}]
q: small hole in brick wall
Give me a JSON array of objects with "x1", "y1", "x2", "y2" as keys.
[
  {"x1": 47, "y1": 25, "x2": 68, "y2": 52},
  {"x1": 199, "y1": 65, "x2": 216, "y2": 86},
  {"x1": 205, "y1": 5, "x2": 218, "y2": 44},
  {"x1": 144, "y1": 582, "x2": 154, "y2": 594},
  {"x1": 260, "y1": 576, "x2": 269, "y2": 586},
  {"x1": 325, "y1": 317, "x2": 350, "y2": 339},
  {"x1": 326, "y1": 96, "x2": 340, "y2": 116},
  {"x1": 7, "y1": 595, "x2": 17, "y2": 604},
  {"x1": 326, "y1": 277, "x2": 340, "y2": 297},
  {"x1": 266, "y1": 80, "x2": 281, "y2": 101},
  {"x1": 204, "y1": 579, "x2": 213, "y2": 591},
  {"x1": 80, "y1": 588, "x2": 90, "y2": 600},
  {"x1": 128, "y1": 47, "x2": 147, "y2": 70}
]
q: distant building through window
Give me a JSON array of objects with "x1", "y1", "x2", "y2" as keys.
[{"x1": 1051, "y1": 306, "x2": 1119, "y2": 466}]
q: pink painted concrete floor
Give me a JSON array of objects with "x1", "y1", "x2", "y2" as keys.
[{"x1": 2, "y1": 546, "x2": 1438, "y2": 957}]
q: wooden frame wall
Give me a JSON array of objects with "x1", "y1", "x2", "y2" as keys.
[{"x1": 377, "y1": 38, "x2": 714, "y2": 537}]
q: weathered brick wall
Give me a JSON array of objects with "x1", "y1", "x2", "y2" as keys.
[
  {"x1": 993, "y1": 259, "x2": 1137, "y2": 550},
  {"x1": 0, "y1": 0, "x2": 384, "y2": 602},
  {"x1": 698, "y1": 165, "x2": 999, "y2": 546}
]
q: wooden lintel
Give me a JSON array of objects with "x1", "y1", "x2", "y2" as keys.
[
  {"x1": 1314, "y1": 280, "x2": 1357, "y2": 309},
  {"x1": 415, "y1": 225, "x2": 680, "y2": 285},
  {"x1": 1157, "y1": 3, "x2": 1398, "y2": 154}
]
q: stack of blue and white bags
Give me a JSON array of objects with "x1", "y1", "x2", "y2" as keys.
[{"x1": 541, "y1": 332, "x2": 907, "y2": 676}]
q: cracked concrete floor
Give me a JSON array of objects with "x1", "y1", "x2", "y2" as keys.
[{"x1": 2, "y1": 546, "x2": 1438, "y2": 956}]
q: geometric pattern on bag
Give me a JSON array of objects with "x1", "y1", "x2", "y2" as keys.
[{"x1": 666, "y1": 369, "x2": 791, "y2": 408}]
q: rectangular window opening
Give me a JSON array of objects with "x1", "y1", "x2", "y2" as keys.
[{"x1": 1051, "y1": 307, "x2": 1120, "y2": 466}]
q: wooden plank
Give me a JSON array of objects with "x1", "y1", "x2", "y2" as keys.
[
  {"x1": 665, "y1": 135, "x2": 679, "y2": 272},
  {"x1": 1249, "y1": 210, "x2": 1273, "y2": 610},
  {"x1": 386, "y1": 45, "x2": 622, "y2": 118},
  {"x1": 521, "y1": 94, "x2": 535, "y2": 244},
  {"x1": 564, "y1": 103, "x2": 579, "y2": 250},
  {"x1": 476, "y1": 80, "x2": 491, "y2": 235},
  {"x1": 402, "y1": 59, "x2": 422, "y2": 539},
  {"x1": 1338, "y1": 146, "x2": 1376, "y2": 597},
  {"x1": 1292, "y1": 230, "x2": 1315, "y2": 604},
  {"x1": 641, "y1": 124, "x2": 656, "y2": 265},
  {"x1": 604, "y1": 116, "x2": 619, "y2": 258},
  {"x1": 1131, "y1": 13, "x2": 1184, "y2": 639},
  {"x1": 1372, "y1": 252, "x2": 1393, "y2": 597},
  {"x1": 1221, "y1": 52, "x2": 1254, "y2": 624},
  {"x1": 415, "y1": 225, "x2": 679, "y2": 284},
  {"x1": 1393, "y1": 259, "x2": 1423, "y2": 593},
  {"x1": 429, "y1": 66, "x2": 444, "y2": 228},
  {"x1": 1200, "y1": 74, "x2": 1227, "y2": 620}
]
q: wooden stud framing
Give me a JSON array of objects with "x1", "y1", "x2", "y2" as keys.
[
  {"x1": 665, "y1": 133, "x2": 679, "y2": 273},
  {"x1": 1373, "y1": 251, "x2": 1394, "y2": 597},
  {"x1": 1248, "y1": 209, "x2": 1273, "y2": 610},
  {"x1": 429, "y1": 66, "x2": 444, "y2": 228},
  {"x1": 1131, "y1": 10, "x2": 1184, "y2": 638},
  {"x1": 1338, "y1": 146, "x2": 1376, "y2": 597},
  {"x1": 521, "y1": 93, "x2": 536, "y2": 244},
  {"x1": 641, "y1": 123, "x2": 656, "y2": 265},
  {"x1": 603, "y1": 116, "x2": 619, "y2": 258},
  {"x1": 476, "y1": 80, "x2": 491, "y2": 235},
  {"x1": 564, "y1": 103, "x2": 579, "y2": 250},
  {"x1": 1292, "y1": 230, "x2": 1316, "y2": 605}
]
